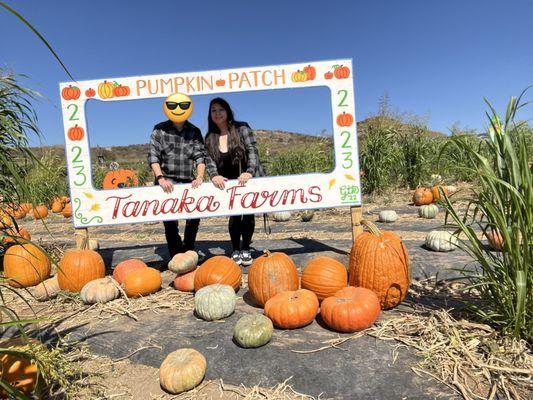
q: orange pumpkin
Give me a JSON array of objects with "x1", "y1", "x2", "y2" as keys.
[
  {"x1": 112, "y1": 258, "x2": 148, "y2": 285},
  {"x1": 173, "y1": 269, "x2": 196, "y2": 292},
  {"x1": 486, "y1": 227, "x2": 504, "y2": 251},
  {"x1": 0, "y1": 212, "x2": 13, "y2": 229},
  {"x1": 57, "y1": 243, "x2": 105, "y2": 292},
  {"x1": 2, "y1": 226, "x2": 31, "y2": 244},
  {"x1": 431, "y1": 185, "x2": 448, "y2": 202},
  {"x1": 301, "y1": 256, "x2": 347, "y2": 301},
  {"x1": 303, "y1": 65, "x2": 316, "y2": 80},
  {"x1": 264, "y1": 289, "x2": 319, "y2": 329},
  {"x1": 61, "y1": 85, "x2": 80, "y2": 100},
  {"x1": 123, "y1": 267, "x2": 162, "y2": 297},
  {"x1": 0, "y1": 338, "x2": 40, "y2": 396},
  {"x1": 412, "y1": 188, "x2": 433, "y2": 206},
  {"x1": 334, "y1": 65, "x2": 350, "y2": 79},
  {"x1": 98, "y1": 80, "x2": 115, "y2": 99},
  {"x1": 336, "y1": 112, "x2": 354, "y2": 127},
  {"x1": 85, "y1": 88, "x2": 96, "y2": 97},
  {"x1": 102, "y1": 169, "x2": 139, "y2": 189},
  {"x1": 349, "y1": 220, "x2": 410, "y2": 309},
  {"x1": 51, "y1": 198, "x2": 63, "y2": 213},
  {"x1": 13, "y1": 206, "x2": 27, "y2": 220},
  {"x1": 20, "y1": 203, "x2": 33, "y2": 214},
  {"x1": 67, "y1": 125, "x2": 84, "y2": 141},
  {"x1": 194, "y1": 256, "x2": 242, "y2": 292},
  {"x1": 320, "y1": 287, "x2": 381, "y2": 332},
  {"x1": 3, "y1": 243, "x2": 51, "y2": 288},
  {"x1": 60, "y1": 196, "x2": 70, "y2": 204},
  {"x1": 113, "y1": 84, "x2": 130, "y2": 97},
  {"x1": 32, "y1": 205, "x2": 48, "y2": 220},
  {"x1": 62, "y1": 203, "x2": 72, "y2": 218},
  {"x1": 248, "y1": 250, "x2": 299, "y2": 307}
]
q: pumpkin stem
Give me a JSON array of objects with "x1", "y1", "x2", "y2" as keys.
[
  {"x1": 263, "y1": 249, "x2": 271, "y2": 257},
  {"x1": 361, "y1": 220, "x2": 383, "y2": 237}
]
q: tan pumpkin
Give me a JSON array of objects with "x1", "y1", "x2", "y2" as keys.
[
  {"x1": 61, "y1": 203, "x2": 72, "y2": 218},
  {"x1": 194, "y1": 256, "x2": 242, "y2": 292},
  {"x1": 412, "y1": 188, "x2": 433, "y2": 206},
  {"x1": 57, "y1": 242, "x2": 105, "y2": 292},
  {"x1": 320, "y1": 287, "x2": 381, "y2": 333},
  {"x1": 168, "y1": 250, "x2": 198, "y2": 274},
  {"x1": 112, "y1": 259, "x2": 148, "y2": 284},
  {"x1": 31, "y1": 276, "x2": 61, "y2": 301},
  {"x1": 301, "y1": 256, "x2": 348, "y2": 301},
  {"x1": 159, "y1": 348, "x2": 206, "y2": 394},
  {"x1": 123, "y1": 267, "x2": 162, "y2": 297},
  {"x1": 264, "y1": 289, "x2": 319, "y2": 329},
  {"x1": 0, "y1": 338, "x2": 40, "y2": 396},
  {"x1": 248, "y1": 250, "x2": 299, "y2": 307},
  {"x1": 32, "y1": 205, "x2": 48, "y2": 220},
  {"x1": 173, "y1": 269, "x2": 196, "y2": 292},
  {"x1": 349, "y1": 220, "x2": 410, "y2": 309},
  {"x1": 3, "y1": 243, "x2": 51, "y2": 288},
  {"x1": 80, "y1": 277, "x2": 120, "y2": 304}
]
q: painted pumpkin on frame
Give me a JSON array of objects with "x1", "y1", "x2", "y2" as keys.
[{"x1": 102, "y1": 169, "x2": 139, "y2": 189}]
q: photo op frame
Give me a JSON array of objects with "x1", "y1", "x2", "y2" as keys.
[{"x1": 60, "y1": 59, "x2": 361, "y2": 228}]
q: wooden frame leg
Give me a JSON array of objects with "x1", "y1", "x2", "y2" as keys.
[
  {"x1": 350, "y1": 206, "x2": 363, "y2": 241},
  {"x1": 75, "y1": 228, "x2": 89, "y2": 249}
]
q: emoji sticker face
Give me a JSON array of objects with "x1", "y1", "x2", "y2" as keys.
[{"x1": 163, "y1": 93, "x2": 193, "y2": 123}]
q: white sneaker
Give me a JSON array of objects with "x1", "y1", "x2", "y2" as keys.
[
  {"x1": 231, "y1": 250, "x2": 242, "y2": 265},
  {"x1": 240, "y1": 250, "x2": 253, "y2": 266}
]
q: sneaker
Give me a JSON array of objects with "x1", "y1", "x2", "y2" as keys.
[
  {"x1": 240, "y1": 250, "x2": 253, "y2": 266},
  {"x1": 231, "y1": 250, "x2": 242, "y2": 265}
]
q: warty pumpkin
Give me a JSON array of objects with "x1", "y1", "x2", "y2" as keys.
[
  {"x1": 320, "y1": 287, "x2": 381, "y2": 333},
  {"x1": 300, "y1": 256, "x2": 347, "y2": 301},
  {"x1": 159, "y1": 348, "x2": 206, "y2": 394},
  {"x1": 3, "y1": 243, "x2": 51, "y2": 288},
  {"x1": 264, "y1": 289, "x2": 319, "y2": 329},
  {"x1": 193, "y1": 256, "x2": 242, "y2": 292},
  {"x1": 349, "y1": 220, "x2": 410, "y2": 309},
  {"x1": 123, "y1": 267, "x2": 161, "y2": 297},
  {"x1": 248, "y1": 250, "x2": 299, "y2": 307}
]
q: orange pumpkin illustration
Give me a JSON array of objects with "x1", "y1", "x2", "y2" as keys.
[
  {"x1": 215, "y1": 79, "x2": 226, "y2": 87},
  {"x1": 102, "y1": 169, "x2": 139, "y2": 189},
  {"x1": 303, "y1": 65, "x2": 316, "y2": 81},
  {"x1": 324, "y1": 71, "x2": 334, "y2": 80},
  {"x1": 85, "y1": 88, "x2": 96, "y2": 97},
  {"x1": 334, "y1": 65, "x2": 351, "y2": 79},
  {"x1": 336, "y1": 112, "x2": 354, "y2": 127},
  {"x1": 67, "y1": 125, "x2": 84, "y2": 141},
  {"x1": 98, "y1": 81, "x2": 115, "y2": 99},
  {"x1": 61, "y1": 85, "x2": 81, "y2": 100},
  {"x1": 113, "y1": 84, "x2": 131, "y2": 97}
]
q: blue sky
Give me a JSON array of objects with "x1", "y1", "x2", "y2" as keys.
[{"x1": 1, "y1": 0, "x2": 532, "y2": 147}]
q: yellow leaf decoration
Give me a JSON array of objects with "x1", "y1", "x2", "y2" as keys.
[
  {"x1": 90, "y1": 203, "x2": 100, "y2": 212},
  {"x1": 84, "y1": 192, "x2": 94, "y2": 199},
  {"x1": 344, "y1": 174, "x2": 355, "y2": 181},
  {"x1": 328, "y1": 179, "x2": 336, "y2": 190}
]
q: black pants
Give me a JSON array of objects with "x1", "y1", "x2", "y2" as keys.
[
  {"x1": 162, "y1": 178, "x2": 200, "y2": 258},
  {"x1": 229, "y1": 215, "x2": 255, "y2": 251}
]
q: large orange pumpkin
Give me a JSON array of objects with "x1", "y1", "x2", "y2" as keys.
[
  {"x1": 194, "y1": 256, "x2": 242, "y2": 292},
  {"x1": 57, "y1": 244, "x2": 105, "y2": 292},
  {"x1": 32, "y1": 205, "x2": 48, "y2": 220},
  {"x1": 112, "y1": 258, "x2": 148, "y2": 284},
  {"x1": 51, "y1": 198, "x2": 63, "y2": 213},
  {"x1": 62, "y1": 203, "x2": 72, "y2": 218},
  {"x1": 320, "y1": 287, "x2": 381, "y2": 332},
  {"x1": 431, "y1": 185, "x2": 448, "y2": 202},
  {"x1": 123, "y1": 267, "x2": 162, "y2": 297},
  {"x1": 349, "y1": 220, "x2": 410, "y2": 309},
  {"x1": 412, "y1": 188, "x2": 433, "y2": 206},
  {"x1": 20, "y1": 203, "x2": 32, "y2": 214},
  {"x1": 3, "y1": 243, "x2": 51, "y2": 288},
  {"x1": 248, "y1": 250, "x2": 299, "y2": 307},
  {"x1": 301, "y1": 256, "x2": 348, "y2": 301},
  {"x1": 102, "y1": 169, "x2": 139, "y2": 189},
  {"x1": 264, "y1": 289, "x2": 319, "y2": 329},
  {"x1": 0, "y1": 338, "x2": 40, "y2": 396}
]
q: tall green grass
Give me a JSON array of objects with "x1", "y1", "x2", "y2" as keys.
[{"x1": 439, "y1": 90, "x2": 532, "y2": 340}]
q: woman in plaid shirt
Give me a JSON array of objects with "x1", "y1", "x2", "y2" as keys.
[{"x1": 204, "y1": 97, "x2": 266, "y2": 266}]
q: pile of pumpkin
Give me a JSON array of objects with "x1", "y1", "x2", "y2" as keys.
[{"x1": 1, "y1": 197, "x2": 72, "y2": 223}]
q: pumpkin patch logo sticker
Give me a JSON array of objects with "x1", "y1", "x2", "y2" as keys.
[{"x1": 60, "y1": 59, "x2": 361, "y2": 227}]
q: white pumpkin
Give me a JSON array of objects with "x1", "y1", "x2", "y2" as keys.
[
  {"x1": 272, "y1": 211, "x2": 291, "y2": 222},
  {"x1": 425, "y1": 230, "x2": 459, "y2": 252},
  {"x1": 378, "y1": 210, "x2": 398, "y2": 223},
  {"x1": 418, "y1": 204, "x2": 439, "y2": 219},
  {"x1": 194, "y1": 284, "x2": 236, "y2": 321},
  {"x1": 32, "y1": 276, "x2": 61, "y2": 301},
  {"x1": 80, "y1": 277, "x2": 120, "y2": 304}
]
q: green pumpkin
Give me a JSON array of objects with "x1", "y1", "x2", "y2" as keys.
[
  {"x1": 194, "y1": 284, "x2": 236, "y2": 321},
  {"x1": 418, "y1": 204, "x2": 439, "y2": 219},
  {"x1": 300, "y1": 210, "x2": 314, "y2": 222},
  {"x1": 233, "y1": 314, "x2": 273, "y2": 348}
]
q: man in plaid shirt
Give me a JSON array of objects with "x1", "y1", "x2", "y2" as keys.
[{"x1": 148, "y1": 96, "x2": 206, "y2": 258}]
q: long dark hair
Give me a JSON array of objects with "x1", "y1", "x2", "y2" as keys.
[{"x1": 205, "y1": 97, "x2": 245, "y2": 165}]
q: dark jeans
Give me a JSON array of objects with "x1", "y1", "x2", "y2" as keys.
[
  {"x1": 229, "y1": 214, "x2": 255, "y2": 251},
  {"x1": 161, "y1": 177, "x2": 200, "y2": 258}
]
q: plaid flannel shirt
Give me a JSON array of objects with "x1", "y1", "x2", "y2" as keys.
[
  {"x1": 148, "y1": 120, "x2": 206, "y2": 181},
  {"x1": 205, "y1": 123, "x2": 264, "y2": 178}
]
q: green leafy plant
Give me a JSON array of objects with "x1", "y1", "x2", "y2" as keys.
[{"x1": 439, "y1": 88, "x2": 532, "y2": 340}]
